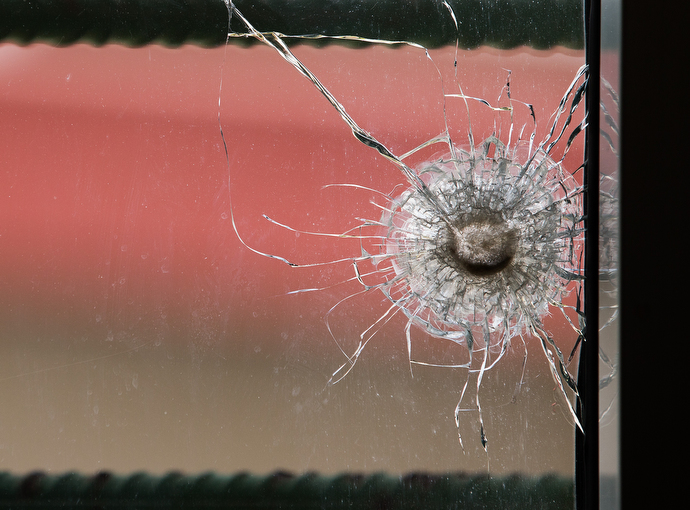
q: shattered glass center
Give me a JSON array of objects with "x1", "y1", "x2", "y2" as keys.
[
  {"x1": 379, "y1": 141, "x2": 583, "y2": 340},
  {"x1": 445, "y1": 217, "x2": 517, "y2": 276}
]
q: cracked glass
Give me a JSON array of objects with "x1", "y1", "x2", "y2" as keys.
[{"x1": 0, "y1": 2, "x2": 616, "y2": 506}]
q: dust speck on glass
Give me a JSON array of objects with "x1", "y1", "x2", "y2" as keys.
[{"x1": 220, "y1": 0, "x2": 599, "y2": 457}]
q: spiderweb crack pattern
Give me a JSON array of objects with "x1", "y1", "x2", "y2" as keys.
[{"x1": 221, "y1": 1, "x2": 590, "y2": 450}]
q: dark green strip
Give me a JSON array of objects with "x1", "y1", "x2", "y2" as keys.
[
  {"x1": 0, "y1": 0, "x2": 583, "y2": 49},
  {"x1": 0, "y1": 471, "x2": 574, "y2": 509}
]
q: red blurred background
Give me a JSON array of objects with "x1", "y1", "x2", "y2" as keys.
[{"x1": 0, "y1": 42, "x2": 585, "y2": 475}]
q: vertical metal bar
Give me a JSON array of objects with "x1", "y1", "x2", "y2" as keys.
[{"x1": 576, "y1": 0, "x2": 600, "y2": 509}]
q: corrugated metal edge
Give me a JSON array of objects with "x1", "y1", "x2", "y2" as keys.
[
  {"x1": 0, "y1": 471, "x2": 574, "y2": 509},
  {"x1": 0, "y1": 0, "x2": 584, "y2": 49}
]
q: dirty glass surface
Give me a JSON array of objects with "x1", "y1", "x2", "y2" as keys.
[{"x1": 0, "y1": 0, "x2": 597, "y2": 493}]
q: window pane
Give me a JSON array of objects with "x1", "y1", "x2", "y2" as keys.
[{"x1": 0, "y1": 2, "x2": 600, "y2": 506}]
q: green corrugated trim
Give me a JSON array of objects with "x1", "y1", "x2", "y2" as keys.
[
  {"x1": 0, "y1": 0, "x2": 584, "y2": 49},
  {"x1": 0, "y1": 471, "x2": 573, "y2": 509}
]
